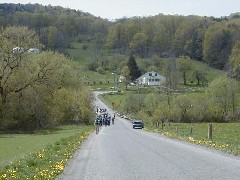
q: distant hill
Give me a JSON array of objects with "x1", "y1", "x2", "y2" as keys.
[
  {"x1": 0, "y1": 3, "x2": 110, "y2": 52},
  {"x1": 0, "y1": 3, "x2": 91, "y2": 17}
]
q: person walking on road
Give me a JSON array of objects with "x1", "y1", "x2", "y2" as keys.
[
  {"x1": 112, "y1": 116, "x2": 115, "y2": 125},
  {"x1": 95, "y1": 116, "x2": 101, "y2": 134}
]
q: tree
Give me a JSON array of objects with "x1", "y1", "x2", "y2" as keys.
[
  {"x1": 106, "y1": 23, "x2": 126, "y2": 53},
  {"x1": 173, "y1": 21, "x2": 193, "y2": 56},
  {"x1": 49, "y1": 88, "x2": 94, "y2": 125},
  {"x1": 152, "y1": 23, "x2": 169, "y2": 55},
  {"x1": 127, "y1": 55, "x2": 141, "y2": 81},
  {"x1": 45, "y1": 26, "x2": 58, "y2": 49},
  {"x1": 164, "y1": 56, "x2": 178, "y2": 90},
  {"x1": 130, "y1": 33, "x2": 147, "y2": 57},
  {"x1": 0, "y1": 26, "x2": 42, "y2": 106},
  {"x1": 121, "y1": 66, "x2": 131, "y2": 90},
  {"x1": 174, "y1": 95, "x2": 193, "y2": 123},
  {"x1": 0, "y1": 26, "x2": 95, "y2": 130},
  {"x1": 194, "y1": 70, "x2": 207, "y2": 86},
  {"x1": 86, "y1": 60, "x2": 99, "y2": 71},
  {"x1": 203, "y1": 24, "x2": 232, "y2": 69},
  {"x1": 14, "y1": 51, "x2": 79, "y2": 129},
  {"x1": 228, "y1": 41, "x2": 240, "y2": 79},
  {"x1": 177, "y1": 56, "x2": 193, "y2": 85},
  {"x1": 206, "y1": 76, "x2": 238, "y2": 122},
  {"x1": 124, "y1": 93, "x2": 146, "y2": 114}
]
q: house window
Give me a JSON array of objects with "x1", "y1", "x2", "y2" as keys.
[
  {"x1": 149, "y1": 73, "x2": 152, "y2": 76},
  {"x1": 155, "y1": 79, "x2": 160, "y2": 82}
]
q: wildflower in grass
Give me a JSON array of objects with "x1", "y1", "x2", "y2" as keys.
[
  {"x1": 34, "y1": 169, "x2": 51, "y2": 180},
  {"x1": 36, "y1": 152, "x2": 45, "y2": 159},
  {"x1": 7, "y1": 169, "x2": 17, "y2": 179},
  {"x1": 188, "y1": 137, "x2": 194, "y2": 142},
  {"x1": 51, "y1": 160, "x2": 66, "y2": 173},
  {"x1": 84, "y1": 131, "x2": 90, "y2": 136},
  {"x1": 0, "y1": 173, "x2": 7, "y2": 179}
]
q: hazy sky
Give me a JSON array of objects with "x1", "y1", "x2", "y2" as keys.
[{"x1": 3, "y1": 0, "x2": 240, "y2": 20}]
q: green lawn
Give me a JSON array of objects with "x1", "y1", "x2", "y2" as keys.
[
  {"x1": 0, "y1": 125, "x2": 94, "y2": 179},
  {"x1": 0, "y1": 125, "x2": 94, "y2": 166}
]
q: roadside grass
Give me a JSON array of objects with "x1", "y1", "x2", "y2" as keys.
[
  {"x1": 100, "y1": 91, "x2": 127, "y2": 112},
  {"x1": 0, "y1": 125, "x2": 94, "y2": 180},
  {"x1": 145, "y1": 123, "x2": 240, "y2": 156}
]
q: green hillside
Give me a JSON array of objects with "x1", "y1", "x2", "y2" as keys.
[{"x1": 66, "y1": 40, "x2": 224, "y2": 90}]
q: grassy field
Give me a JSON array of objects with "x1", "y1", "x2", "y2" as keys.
[
  {"x1": 66, "y1": 41, "x2": 94, "y2": 66},
  {"x1": 0, "y1": 125, "x2": 94, "y2": 179},
  {"x1": 0, "y1": 125, "x2": 94, "y2": 166}
]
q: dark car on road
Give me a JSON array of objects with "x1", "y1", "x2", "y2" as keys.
[{"x1": 132, "y1": 120, "x2": 144, "y2": 129}]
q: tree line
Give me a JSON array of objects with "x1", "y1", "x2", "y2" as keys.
[
  {"x1": 1, "y1": 4, "x2": 240, "y2": 70},
  {"x1": 106, "y1": 15, "x2": 240, "y2": 71},
  {"x1": 0, "y1": 26, "x2": 94, "y2": 131}
]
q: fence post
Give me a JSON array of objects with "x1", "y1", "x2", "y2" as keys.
[
  {"x1": 176, "y1": 125, "x2": 178, "y2": 133},
  {"x1": 189, "y1": 124, "x2": 193, "y2": 135},
  {"x1": 208, "y1": 124, "x2": 213, "y2": 140}
]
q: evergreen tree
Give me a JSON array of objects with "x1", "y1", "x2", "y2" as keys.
[{"x1": 127, "y1": 55, "x2": 141, "y2": 81}]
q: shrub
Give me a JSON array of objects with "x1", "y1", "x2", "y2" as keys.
[
  {"x1": 96, "y1": 67, "x2": 105, "y2": 74},
  {"x1": 82, "y1": 45, "x2": 88, "y2": 50},
  {"x1": 86, "y1": 61, "x2": 99, "y2": 71}
]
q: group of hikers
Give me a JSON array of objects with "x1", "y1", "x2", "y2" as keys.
[{"x1": 94, "y1": 108, "x2": 115, "y2": 134}]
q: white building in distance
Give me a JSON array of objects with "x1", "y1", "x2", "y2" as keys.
[{"x1": 137, "y1": 71, "x2": 166, "y2": 86}]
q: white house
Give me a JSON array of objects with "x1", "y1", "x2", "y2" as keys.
[
  {"x1": 12, "y1": 47, "x2": 24, "y2": 54},
  {"x1": 28, "y1": 48, "x2": 40, "y2": 53},
  {"x1": 137, "y1": 71, "x2": 166, "y2": 86}
]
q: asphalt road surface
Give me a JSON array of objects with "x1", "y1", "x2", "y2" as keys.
[{"x1": 57, "y1": 93, "x2": 240, "y2": 180}]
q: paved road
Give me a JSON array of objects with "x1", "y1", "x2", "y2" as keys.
[{"x1": 57, "y1": 93, "x2": 240, "y2": 180}]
